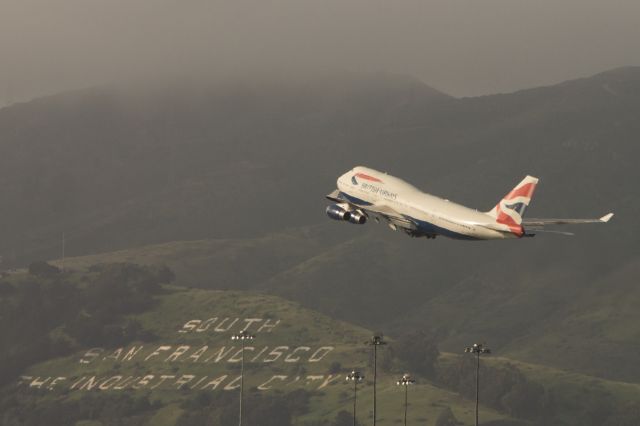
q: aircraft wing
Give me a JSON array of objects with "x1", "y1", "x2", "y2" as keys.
[
  {"x1": 326, "y1": 190, "x2": 417, "y2": 230},
  {"x1": 522, "y1": 212, "x2": 614, "y2": 227}
]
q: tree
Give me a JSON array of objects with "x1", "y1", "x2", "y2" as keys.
[
  {"x1": 501, "y1": 381, "x2": 546, "y2": 419},
  {"x1": 603, "y1": 401, "x2": 640, "y2": 426},
  {"x1": 394, "y1": 330, "x2": 440, "y2": 378},
  {"x1": 435, "y1": 407, "x2": 458, "y2": 426},
  {"x1": 156, "y1": 265, "x2": 176, "y2": 284},
  {"x1": 28, "y1": 261, "x2": 60, "y2": 278},
  {"x1": 332, "y1": 410, "x2": 359, "y2": 426}
]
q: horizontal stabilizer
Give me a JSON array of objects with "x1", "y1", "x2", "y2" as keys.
[
  {"x1": 600, "y1": 213, "x2": 614, "y2": 222},
  {"x1": 531, "y1": 229, "x2": 575, "y2": 236},
  {"x1": 523, "y1": 212, "x2": 614, "y2": 227}
]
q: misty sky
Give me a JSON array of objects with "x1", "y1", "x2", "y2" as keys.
[{"x1": 1, "y1": 0, "x2": 640, "y2": 105}]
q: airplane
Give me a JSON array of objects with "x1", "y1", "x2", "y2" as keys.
[{"x1": 325, "y1": 166, "x2": 613, "y2": 240}]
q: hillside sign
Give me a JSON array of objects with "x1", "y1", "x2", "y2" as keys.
[{"x1": 18, "y1": 316, "x2": 342, "y2": 393}]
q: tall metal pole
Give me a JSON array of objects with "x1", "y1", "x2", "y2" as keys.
[
  {"x1": 353, "y1": 378, "x2": 358, "y2": 426},
  {"x1": 397, "y1": 374, "x2": 414, "y2": 426},
  {"x1": 346, "y1": 371, "x2": 364, "y2": 426},
  {"x1": 239, "y1": 338, "x2": 245, "y2": 426},
  {"x1": 475, "y1": 351, "x2": 480, "y2": 426},
  {"x1": 465, "y1": 343, "x2": 490, "y2": 426},
  {"x1": 367, "y1": 335, "x2": 386, "y2": 426},
  {"x1": 404, "y1": 384, "x2": 408, "y2": 426},
  {"x1": 373, "y1": 343, "x2": 377, "y2": 426},
  {"x1": 232, "y1": 330, "x2": 255, "y2": 426},
  {"x1": 61, "y1": 232, "x2": 65, "y2": 272}
]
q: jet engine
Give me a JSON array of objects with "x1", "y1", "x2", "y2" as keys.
[
  {"x1": 326, "y1": 204, "x2": 349, "y2": 221},
  {"x1": 347, "y1": 211, "x2": 367, "y2": 224},
  {"x1": 325, "y1": 205, "x2": 367, "y2": 224}
]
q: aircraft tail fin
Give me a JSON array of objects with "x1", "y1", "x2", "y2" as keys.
[{"x1": 486, "y1": 175, "x2": 539, "y2": 226}]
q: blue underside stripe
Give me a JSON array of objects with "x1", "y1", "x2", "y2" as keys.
[
  {"x1": 337, "y1": 191, "x2": 374, "y2": 206},
  {"x1": 405, "y1": 216, "x2": 480, "y2": 240}
]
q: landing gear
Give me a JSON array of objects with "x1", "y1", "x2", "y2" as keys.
[{"x1": 404, "y1": 229, "x2": 437, "y2": 239}]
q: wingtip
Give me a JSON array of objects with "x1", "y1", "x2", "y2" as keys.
[
  {"x1": 524, "y1": 175, "x2": 540, "y2": 184},
  {"x1": 600, "y1": 213, "x2": 614, "y2": 223}
]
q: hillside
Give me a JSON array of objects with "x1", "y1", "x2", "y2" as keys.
[
  {"x1": 1, "y1": 266, "x2": 518, "y2": 426},
  {"x1": 4, "y1": 263, "x2": 640, "y2": 426}
]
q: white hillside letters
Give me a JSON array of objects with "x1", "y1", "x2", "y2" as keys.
[
  {"x1": 19, "y1": 314, "x2": 339, "y2": 393},
  {"x1": 78, "y1": 344, "x2": 333, "y2": 365},
  {"x1": 178, "y1": 317, "x2": 280, "y2": 334},
  {"x1": 21, "y1": 373, "x2": 342, "y2": 392}
]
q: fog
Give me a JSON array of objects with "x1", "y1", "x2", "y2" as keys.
[{"x1": 1, "y1": 0, "x2": 640, "y2": 104}]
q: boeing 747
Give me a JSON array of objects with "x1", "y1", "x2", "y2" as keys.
[{"x1": 325, "y1": 166, "x2": 613, "y2": 240}]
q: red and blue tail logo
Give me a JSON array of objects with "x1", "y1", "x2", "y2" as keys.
[{"x1": 488, "y1": 175, "x2": 538, "y2": 235}]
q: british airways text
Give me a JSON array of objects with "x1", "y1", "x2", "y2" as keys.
[{"x1": 361, "y1": 183, "x2": 398, "y2": 200}]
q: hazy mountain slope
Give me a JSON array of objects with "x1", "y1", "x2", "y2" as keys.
[
  {"x1": 1, "y1": 68, "x2": 638, "y2": 264},
  {"x1": 53, "y1": 225, "x2": 345, "y2": 290},
  {"x1": 502, "y1": 257, "x2": 640, "y2": 381},
  {"x1": 0, "y1": 72, "x2": 453, "y2": 263}
]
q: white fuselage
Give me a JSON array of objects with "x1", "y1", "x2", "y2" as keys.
[{"x1": 336, "y1": 166, "x2": 518, "y2": 240}]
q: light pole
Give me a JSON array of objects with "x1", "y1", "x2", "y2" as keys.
[
  {"x1": 346, "y1": 370, "x2": 365, "y2": 426},
  {"x1": 464, "y1": 343, "x2": 491, "y2": 426},
  {"x1": 231, "y1": 330, "x2": 255, "y2": 426},
  {"x1": 396, "y1": 373, "x2": 415, "y2": 426},
  {"x1": 366, "y1": 335, "x2": 386, "y2": 426}
]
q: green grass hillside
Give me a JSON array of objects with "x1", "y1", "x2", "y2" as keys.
[
  {"x1": 6, "y1": 273, "x2": 511, "y2": 426},
  {"x1": 5, "y1": 258, "x2": 640, "y2": 425}
]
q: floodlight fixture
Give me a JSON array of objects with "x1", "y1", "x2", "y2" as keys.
[
  {"x1": 231, "y1": 330, "x2": 255, "y2": 341},
  {"x1": 367, "y1": 335, "x2": 387, "y2": 347},
  {"x1": 346, "y1": 370, "x2": 365, "y2": 382},
  {"x1": 396, "y1": 373, "x2": 415, "y2": 386},
  {"x1": 464, "y1": 342, "x2": 491, "y2": 355}
]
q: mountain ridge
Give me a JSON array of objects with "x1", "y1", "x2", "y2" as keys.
[{"x1": 1, "y1": 66, "x2": 636, "y2": 264}]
